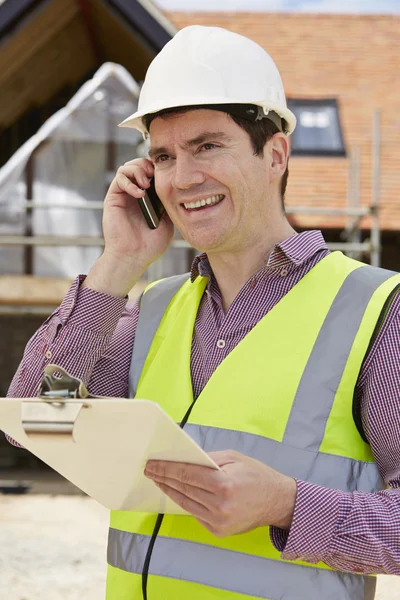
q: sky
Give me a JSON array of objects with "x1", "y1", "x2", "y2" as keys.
[
  {"x1": 0, "y1": 0, "x2": 397, "y2": 13},
  {"x1": 155, "y1": 0, "x2": 400, "y2": 13}
]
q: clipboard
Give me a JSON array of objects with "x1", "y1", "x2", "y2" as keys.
[{"x1": 0, "y1": 395, "x2": 218, "y2": 515}]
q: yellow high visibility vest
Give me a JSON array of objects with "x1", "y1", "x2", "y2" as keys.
[{"x1": 106, "y1": 252, "x2": 400, "y2": 600}]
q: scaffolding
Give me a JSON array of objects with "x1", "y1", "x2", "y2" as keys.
[
  {"x1": 0, "y1": 109, "x2": 382, "y2": 314},
  {"x1": 286, "y1": 109, "x2": 381, "y2": 267}
]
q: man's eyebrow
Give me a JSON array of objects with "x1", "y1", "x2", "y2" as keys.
[
  {"x1": 184, "y1": 131, "x2": 231, "y2": 148},
  {"x1": 148, "y1": 131, "x2": 230, "y2": 159},
  {"x1": 148, "y1": 146, "x2": 168, "y2": 159}
]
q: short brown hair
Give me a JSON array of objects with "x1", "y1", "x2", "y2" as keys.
[{"x1": 144, "y1": 106, "x2": 289, "y2": 207}]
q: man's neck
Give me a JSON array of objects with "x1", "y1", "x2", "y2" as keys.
[{"x1": 208, "y1": 223, "x2": 296, "y2": 312}]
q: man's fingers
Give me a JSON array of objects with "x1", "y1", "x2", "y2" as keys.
[
  {"x1": 208, "y1": 450, "x2": 240, "y2": 467},
  {"x1": 123, "y1": 158, "x2": 154, "y2": 177},
  {"x1": 154, "y1": 480, "x2": 238, "y2": 537},
  {"x1": 115, "y1": 173, "x2": 145, "y2": 197},
  {"x1": 145, "y1": 461, "x2": 222, "y2": 491},
  {"x1": 118, "y1": 165, "x2": 151, "y2": 190},
  {"x1": 149, "y1": 473, "x2": 217, "y2": 508},
  {"x1": 155, "y1": 482, "x2": 213, "y2": 523}
]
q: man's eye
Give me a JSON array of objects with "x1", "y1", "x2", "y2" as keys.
[
  {"x1": 155, "y1": 154, "x2": 169, "y2": 163},
  {"x1": 201, "y1": 143, "x2": 217, "y2": 151}
]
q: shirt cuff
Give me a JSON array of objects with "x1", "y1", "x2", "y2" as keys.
[
  {"x1": 270, "y1": 480, "x2": 349, "y2": 564},
  {"x1": 270, "y1": 525, "x2": 290, "y2": 551},
  {"x1": 59, "y1": 275, "x2": 128, "y2": 334}
]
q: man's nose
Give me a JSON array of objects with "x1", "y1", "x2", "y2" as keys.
[{"x1": 172, "y1": 155, "x2": 206, "y2": 190}]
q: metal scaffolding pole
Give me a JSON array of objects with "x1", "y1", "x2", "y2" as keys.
[
  {"x1": 286, "y1": 206, "x2": 369, "y2": 217},
  {"x1": 24, "y1": 154, "x2": 34, "y2": 275},
  {"x1": 345, "y1": 146, "x2": 362, "y2": 260},
  {"x1": 371, "y1": 109, "x2": 381, "y2": 267}
]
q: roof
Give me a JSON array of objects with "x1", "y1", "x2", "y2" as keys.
[
  {"x1": 0, "y1": 0, "x2": 175, "y2": 131},
  {"x1": 165, "y1": 11, "x2": 400, "y2": 232}
]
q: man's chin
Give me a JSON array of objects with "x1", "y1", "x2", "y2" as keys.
[
  {"x1": 178, "y1": 227, "x2": 227, "y2": 254},
  {"x1": 183, "y1": 236, "x2": 225, "y2": 255}
]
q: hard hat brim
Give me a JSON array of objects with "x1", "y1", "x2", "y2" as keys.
[{"x1": 119, "y1": 99, "x2": 296, "y2": 136}]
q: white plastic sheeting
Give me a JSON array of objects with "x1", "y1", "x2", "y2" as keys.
[{"x1": 0, "y1": 63, "x2": 142, "y2": 278}]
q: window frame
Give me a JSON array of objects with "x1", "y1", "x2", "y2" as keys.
[{"x1": 287, "y1": 98, "x2": 346, "y2": 158}]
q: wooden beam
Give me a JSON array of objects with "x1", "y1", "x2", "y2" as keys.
[{"x1": 0, "y1": 0, "x2": 79, "y2": 87}]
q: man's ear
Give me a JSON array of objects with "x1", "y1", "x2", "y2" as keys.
[{"x1": 269, "y1": 133, "x2": 289, "y2": 182}]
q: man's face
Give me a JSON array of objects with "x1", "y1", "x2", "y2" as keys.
[{"x1": 148, "y1": 109, "x2": 281, "y2": 254}]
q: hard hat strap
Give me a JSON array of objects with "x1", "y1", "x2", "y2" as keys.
[
  {"x1": 206, "y1": 104, "x2": 284, "y2": 132},
  {"x1": 256, "y1": 106, "x2": 285, "y2": 132}
]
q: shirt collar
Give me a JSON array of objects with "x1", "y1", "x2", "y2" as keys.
[
  {"x1": 190, "y1": 230, "x2": 329, "y2": 282},
  {"x1": 267, "y1": 230, "x2": 328, "y2": 267}
]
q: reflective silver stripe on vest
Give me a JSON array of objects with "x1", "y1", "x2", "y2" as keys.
[
  {"x1": 184, "y1": 423, "x2": 381, "y2": 492},
  {"x1": 128, "y1": 273, "x2": 190, "y2": 397},
  {"x1": 283, "y1": 265, "x2": 396, "y2": 450},
  {"x1": 108, "y1": 530, "x2": 377, "y2": 600}
]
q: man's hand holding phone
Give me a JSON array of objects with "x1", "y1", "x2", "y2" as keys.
[{"x1": 82, "y1": 158, "x2": 173, "y2": 297}]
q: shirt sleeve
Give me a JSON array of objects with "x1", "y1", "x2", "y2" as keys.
[
  {"x1": 5, "y1": 275, "x2": 140, "y2": 446},
  {"x1": 270, "y1": 294, "x2": 400, "y2": 575}
]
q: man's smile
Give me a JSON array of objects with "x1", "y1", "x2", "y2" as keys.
[{"x1": 182, "y1": 194, "x2": 225, "y2": 211}]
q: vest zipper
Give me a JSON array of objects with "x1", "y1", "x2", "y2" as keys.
[{"x1": 142, "y1": 397, "x2": 199, "y2": 600}]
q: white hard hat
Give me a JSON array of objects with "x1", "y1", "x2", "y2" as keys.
[{"x1": 119, "y1": 25, "x2": 296, "y2": 136}]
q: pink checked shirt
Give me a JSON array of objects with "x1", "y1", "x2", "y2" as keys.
[{"x1": 6, "y1": 231, "x2": 400, "y2": 575}]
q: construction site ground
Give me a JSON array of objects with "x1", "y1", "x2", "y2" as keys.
[{"x1": 0, "y1": 476, "x2": 399, "y2": 599}]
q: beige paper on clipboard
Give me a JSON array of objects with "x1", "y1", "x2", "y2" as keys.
[{"x1": 0, "y1": 397, "x2": 218, "y2": 515}]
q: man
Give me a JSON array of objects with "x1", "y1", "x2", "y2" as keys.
[{"x1": 6, "y1": 25, "x2": 400, "y2": 600}]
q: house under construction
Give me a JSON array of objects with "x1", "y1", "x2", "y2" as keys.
[{"x1": 0, "y1": 2, "x2": 399, "y2": 467}]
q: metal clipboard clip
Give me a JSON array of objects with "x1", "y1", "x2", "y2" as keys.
[{"x1": 21, "y1": 365, "x2": 93, "y2": 437}]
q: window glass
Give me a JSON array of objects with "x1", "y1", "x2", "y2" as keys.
[{"x1": 288, "y1": 99, "x2": 346, "y2": 156}]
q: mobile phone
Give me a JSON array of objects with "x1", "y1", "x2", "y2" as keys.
[{"x1": 137, "y1": 178, "x2": 165, "y2": 229}]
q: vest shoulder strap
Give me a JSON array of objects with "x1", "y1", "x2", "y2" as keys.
[
  {"x1": 353, "y1": 283, "x2": 400, "y2": 443},
  {"x1": 129, "y1": 273, "x2": 190, "y2": 397}
]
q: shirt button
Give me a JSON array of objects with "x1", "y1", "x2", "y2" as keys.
[
  {"x1": 280, "y1": 268, "x2": 288, "y2": 276},
  {"x1": 249, "y1": 277, "x2": 257, "y2": 289},
  {"x1": 45, "y1": 350, "x2": 52, "y2": 360},
  {"x1": 216, "y1": 339, "x2": 226, "y2": 349}
]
